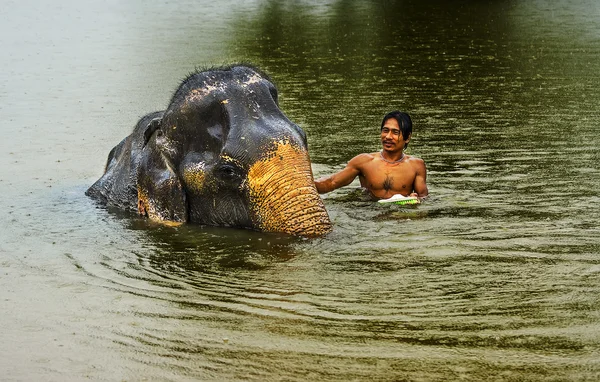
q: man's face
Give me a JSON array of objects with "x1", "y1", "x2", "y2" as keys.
[{"x1": 381, "y1": 118, "x2": 410, "y2": 153}]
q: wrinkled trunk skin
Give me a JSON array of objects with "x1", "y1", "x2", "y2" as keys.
[{"x1": 247, "y1": 139, "x2": 332, "y2": 237}]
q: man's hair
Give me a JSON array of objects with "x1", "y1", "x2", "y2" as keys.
[{"x1": 381, "y1": 111, "x2": 412, "y2": 149}]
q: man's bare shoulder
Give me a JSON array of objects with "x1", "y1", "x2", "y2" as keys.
[
  {"x1": 405, "y1": 155, "x2": 427, "y2": 172},
  {"x1": 348, "y1": 152, "x2": 377, "y2": 167},
  {"x1": 405, "y1": 155, "x2": 426, "y2": 165}
]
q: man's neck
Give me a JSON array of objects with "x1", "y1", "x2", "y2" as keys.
[{"x1": 379, "y1": 150, "x2": 405, "y2": 164}]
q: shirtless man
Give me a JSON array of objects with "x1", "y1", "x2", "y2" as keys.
[{"x1": 314, "y1": 111, "x2": 428, "y2": 200}]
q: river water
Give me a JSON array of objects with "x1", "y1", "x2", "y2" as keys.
[{"x1": 1, "y1": 0, "x2": 599, "y2": 380}]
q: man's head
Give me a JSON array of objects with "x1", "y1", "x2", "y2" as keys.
[{"x1": 380, "y1": 111, "x2": 412, "y2": 151}]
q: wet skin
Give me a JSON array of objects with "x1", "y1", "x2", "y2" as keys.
[
  {"x1": 86, "y1": 65, "x2": 332, "y2": 237},
  {"x1": 314, "y1": 118, "x2": 428, "y2": 199}
]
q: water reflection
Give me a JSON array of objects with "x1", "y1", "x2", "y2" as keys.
[
  {"x1": 127, "y1": 218, "x2": 299, "y2": 271},
  {"x1": 225, "y1": 0, "x2": 531, "y2": 164}
]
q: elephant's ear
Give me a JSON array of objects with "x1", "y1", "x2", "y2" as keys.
[
  {"x1": 136, "y1": 126, "x2": 188, "y2": 224},
  {"x1": 143, "y1": 117, "x2": 162, "y2": 147}
]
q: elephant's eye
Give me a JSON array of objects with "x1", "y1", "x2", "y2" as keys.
[{"x1": 217, "y1": 163, "x2": 241, "y2": 180}]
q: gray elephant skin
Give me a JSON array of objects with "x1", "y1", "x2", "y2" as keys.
[{"x1": 86, "y1": 65, "x2": 332, "y2": 237}]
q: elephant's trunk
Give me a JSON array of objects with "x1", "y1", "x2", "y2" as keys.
[{"x1": 247, "y1": 139, "x2": 332, "y2": 237}]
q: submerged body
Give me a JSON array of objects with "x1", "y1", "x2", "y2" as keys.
[{"x1": 87, "y1": 65, "x2": 332, "y2": 237}]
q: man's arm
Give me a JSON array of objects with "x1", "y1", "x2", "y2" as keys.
[
  {"x1": 411, "y1": 158, "x2": 428, "y2": 197},
  {"x1": 314, "y1": 154, "x2": 370, "y2": 194}
]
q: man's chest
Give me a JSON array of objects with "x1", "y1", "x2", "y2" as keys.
[{"x1": 361, "y1": 165, "x2": 415, "y2": 191}]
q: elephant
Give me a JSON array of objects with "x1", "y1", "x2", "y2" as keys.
[{"x1": 86, "y1": 65, "x2": 332, "y2": 237}]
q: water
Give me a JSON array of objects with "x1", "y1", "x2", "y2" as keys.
[{"x1": 1, "y1": 0, "x2": 599, "y2": 380}]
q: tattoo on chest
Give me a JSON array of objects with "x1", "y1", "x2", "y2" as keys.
[{"x1": 383, "y1": 176, "x2": 393, "y2": 192}]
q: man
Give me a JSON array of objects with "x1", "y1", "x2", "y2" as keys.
[{"x1": 314, "y1": 111, "x2": 428, "y2": 200}]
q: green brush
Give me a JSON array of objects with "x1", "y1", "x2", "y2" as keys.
[{"x1": 377, "y1": 195, "x2": 420, "y2": 205}]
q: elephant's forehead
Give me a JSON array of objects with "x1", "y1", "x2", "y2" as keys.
[
  {"x1": 184, "y1": 74, "x2": 265, "y2": 103},
  {"x1": 238, "y1": 73, "x2": 263, "y2": 86},
  {"x1": 185, "y1": 84, "x2": 221, "y2": 103}
]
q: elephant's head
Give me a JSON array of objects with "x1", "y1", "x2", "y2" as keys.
[{"x1": 136, "y1": 65, "x2": 332, "y2": 237}]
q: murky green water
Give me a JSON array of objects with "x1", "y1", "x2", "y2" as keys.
[{"x1": 2, "y1": 0, "x2": 599, "y2": 380}]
